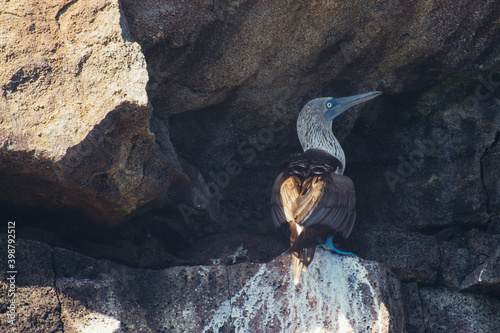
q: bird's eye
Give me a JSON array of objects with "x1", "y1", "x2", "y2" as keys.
[{"x1": 326, "y1": 102, "x2": 333, "y2": 108}]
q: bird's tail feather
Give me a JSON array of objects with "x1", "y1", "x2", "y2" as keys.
[
  {"x1": 292, "y1": 255, "x2": 303, "y2": 285},
  {"x1": 291, "y1": 247, "x2": 316, "y2": 285}
]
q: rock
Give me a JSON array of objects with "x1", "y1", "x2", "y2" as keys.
[
  {"x1": 122, "y1": 0, "x2": 500, "y2": 116},
  {"x1": 2, "y1": 0, "x2": 500, "y2": 242},
  {"x1": 439, "y1": 241, "x2": 482, "y2": 290},
  {"x1": 345, "y1": 220, "x2": 440, "y2": 283},
  {"x1": 176, "y1": 231, "x2": 284, "y2": 266},
  {"x1": 348, "y1": 99, "x2": 499, "y2": 232},
  {"x1": 118, "y1": 0, "x2": 500, "y2": 233},
  {"x1": 401, "y1": 283, "x2": 424, "y2": 333},
  {"x1": 482, "y1": 136, "x2": 500, "y2": 232},
  {"x1": 204, "y1": 253, "x2": 404, "y2": 332},
  {"x1": 0, "y1": 0, "x2": 498, "y2": 227},
  {"x1": 489, "y1": 216, "x2": 500, "y2": 235},
  {"x1": 0, "y1": 237, "x2": 404, "y2": 332},
  {"x1": 461, "y1": 246, "x2": 500, "y2": 297},
  {"x1": 455, "y1": 229, "x2": 500, "y2": 258},
  {"x1": 0, "y1": 236, "x2": 62, "y2": 333},
  {"x1": 78, "y1": 239, "x2": 140, "y2": 267},
  {"x1": 439, "y1": 230, "x2": 500, "y2": 290},
  {"x1": 1, "y1": 1, "x2": 500, "y2": 330},
  {"x1": 0, "y1": 0, "x2": 187, "y2": 225},
  {"x1": 420, "y1": 286, "x2": 500, "y2": 333}
]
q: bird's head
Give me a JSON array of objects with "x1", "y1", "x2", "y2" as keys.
[
  {"x1": 302, "y1": 91, "x2": 382, "y2": 122},
  {"x1": 323, "y1": 91, "x2": 382, "y2": 121}
]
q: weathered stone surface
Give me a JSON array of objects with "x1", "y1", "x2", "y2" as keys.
[
  {"x1": 348, "y1": 99, "x2": 500, "y2": 232},
  {"x1": 420, "y1": 286, "x2": 500, "y2": 333},
  {"x1": 439, "y1": 230, "x2": 500, "y2": 290},
  {"x1": 401, "y1": 282, "x2": 424, "y2": 333},
  {"x1": 483, "y1": 136, "x2": 500, "y2": 233},
  {"x1": 118, "y1": 0, "x2": 500, "y2": 234},
  {"x1": 0, "y1": 236, "x2": 62, "y2": 333},
  {"x1": 461, "y1": 246, "x2": 500, "y2": 297},
  {"x1": 123, "y1": 0, "x2": 500, "y2": 116},
  {"x1": 345, "y1": 220, "x2": 440, "y2": 283},
  {"x1": 0, "y1": 0, "x2": 187, "y2": 224},
  {"x1": 176, "y1": 231, "x2": 284, "y2": 266},
  {"x1": 439, "y1": 241, "x2": 482, "y2": 290},
  {"x1": 0, "y1": 237, "x2": 404, "y2": 333},
  {"x1": 205, "y1": 253, "x2": 403, "y2": 332}
]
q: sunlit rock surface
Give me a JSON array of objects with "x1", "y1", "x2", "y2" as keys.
[{"x1": 0, "y1": 0, "x2": 186, "y2": 224}]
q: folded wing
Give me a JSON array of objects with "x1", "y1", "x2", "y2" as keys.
[{"x1": 271, "y1": 153, "x2": 356, "y2": 253}]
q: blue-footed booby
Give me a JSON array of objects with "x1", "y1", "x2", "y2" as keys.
[{"x1": 271, "y1": 91, "x2": 381, "y2": 284}]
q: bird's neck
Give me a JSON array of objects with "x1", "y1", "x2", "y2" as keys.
[{"x1": 297, "y1": 116, "x2": 345, "y2": 174}]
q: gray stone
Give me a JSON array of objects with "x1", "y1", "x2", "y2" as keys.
[
  {"x1": 461, "y1": 246, "x2": 500, "y2": 297},
  {"x1": 420, "y1": 286, "x2": 500, "y2": 333},
  {"x1": 483, "y1": 138, "x2": 500, "y2": 233},
  {"x1": 1, "y1": 0, "x2": 500, "y2": 331},
  {"x1": 118, "y1": 0, "x2": 500, "y2": 234},
  {"x1": 349, "y1": 101, "x2": 499, "y2": 232},
  {"x1": 439, "y1": 230, "x2": 500, "y2": 290},
  {"x1": 345, "y1": 220, "x2": 440, "y2": 283},
  {"x1": 439, "y1": 241, "x2": 482, "y2": 290},
  {"x1": 401, "y1": 283, "x2": 424, "y2": 333},
  {"x1": 0, "y1": 237, "x2": 62, "y2": 333}
]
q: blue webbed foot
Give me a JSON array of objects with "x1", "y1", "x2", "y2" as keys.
[{"x1": 318, "y1": 236, "x2": 357, "y2": 256}]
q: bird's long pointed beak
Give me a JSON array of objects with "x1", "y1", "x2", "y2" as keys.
[{"x1": 324, "y1": 91, "x2": 382, "y2": 120}]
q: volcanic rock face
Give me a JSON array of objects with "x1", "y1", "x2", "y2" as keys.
[
  {"x1": 1, "y1": 0, "x2": 500, "y2": 332},
  {"x1": 0, "y1": 0, "x2": 186, "y2": 224},
  {"x1": 1, "y1": 237, "x2": 406, "y2": 333},
  {"x1": 120, "y1": 0, "x2": 500, "y2": 235}
]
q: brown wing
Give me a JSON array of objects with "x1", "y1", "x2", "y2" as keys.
[
  {"x1": 271, "y1": 171, "x2": 356, "y2": 251},
  {"x1": 271, "y1": 171, "x2": 300, "y2": 228},
  {"x1": 295, "y1": 173, "x2": 356, "y2": 236}
]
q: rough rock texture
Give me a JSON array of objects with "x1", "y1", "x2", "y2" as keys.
[
  {"x1": 349, "y1": 98, "x2": 500, "y2": 232},
  {"x1": 1, "y1": 0, "x2": 500, "y2": 332},
  {"x1": 401, "y1": 283, "x2": 425, "y2": 333},
  {"x1": 483, "y1": 136, "x2": 500, "y2": 233},
  {"x1": 344, "y1": 220, "x2": 440, "y2": 283},
  {"x1": 0, "y1": 237, "x2": 404, "y2": 333},
  {"x1": 119, "y1": 0, "x2": 500, "y2": 234},
  {"x1": 0, "y1": 237, "x2": 62, "y2": 333},
  {"x1": 401, "y1": 283, "x2": 500, "y2": 333},
  {"x1": 420, "y1": 287, "x2": 500, "y2": 332},
  {"x1": 0, "y1": 0, "x2": 187, "y2": 224},
  {"x1": 460, "y1": 245, "x2": 500, "y2": 297}
]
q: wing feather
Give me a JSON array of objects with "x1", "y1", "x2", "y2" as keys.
[
  {"x1": 297, "y1": 173, "x2": 355, "y2": 233},
  {"x1": 271, "y1": 150, "x2": 356, "y2": 253}
]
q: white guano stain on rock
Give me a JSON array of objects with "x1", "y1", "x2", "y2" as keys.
[
  {"x1": 230, "y1": 244, "x2": 247, "y2": 264},
  {"x1": 73, "y1": 311, "x2": 121, "y2": 333},
  {"x1": 210, "y1": 243, "x2": 248, "y2": 265},
  {"x1": 204, "y1": 250, "x2": 394, "y2": 332}
]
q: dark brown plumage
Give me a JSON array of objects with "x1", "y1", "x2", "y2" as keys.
[{"x1": 271, "y1": 149, "x2": 356, "y2": 284}]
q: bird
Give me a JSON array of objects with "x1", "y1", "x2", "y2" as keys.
[{"x1": 271, "y1": 91, "x2": 381, "y2": 285}]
